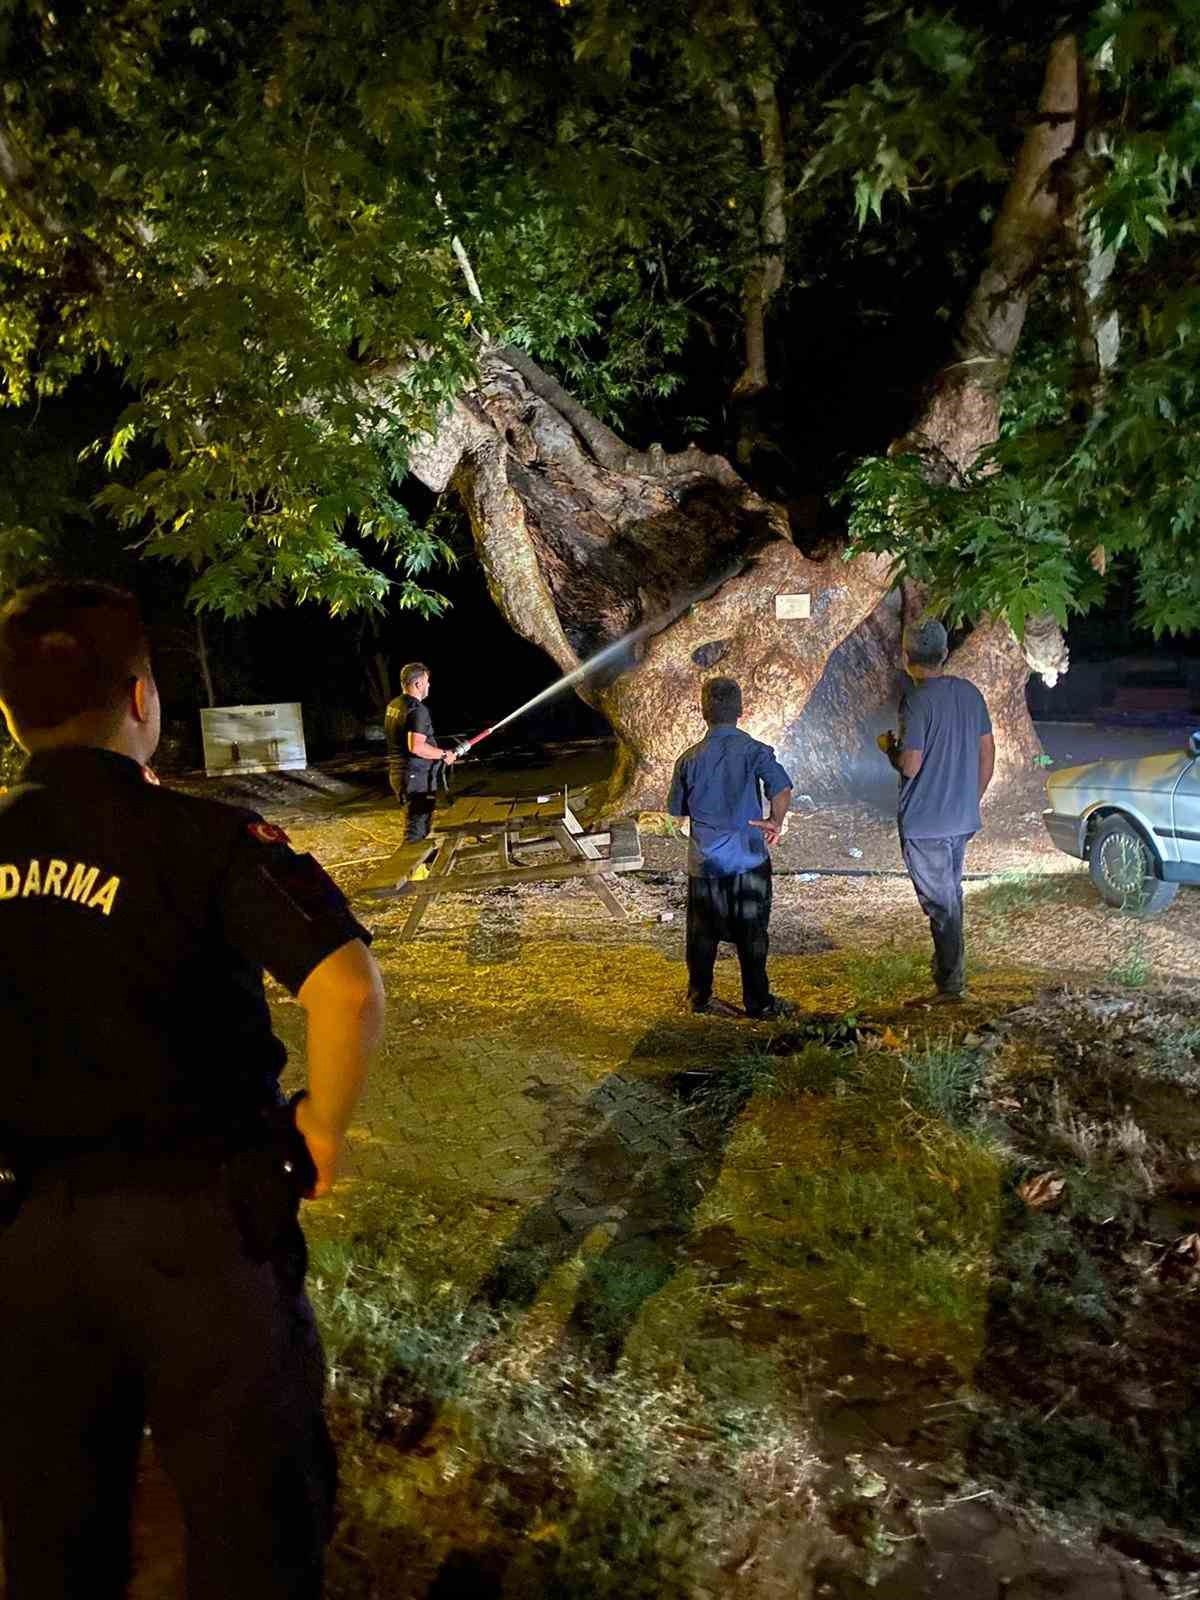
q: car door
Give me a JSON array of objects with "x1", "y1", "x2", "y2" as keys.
[{"x1": 1172, "y1": 746, "x2": 1200, "y2": 864}]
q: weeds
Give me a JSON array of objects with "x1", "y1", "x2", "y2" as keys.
[
  {"x1": 1148, "y1": 1027, "x2": 1200, "y2": 1089},
  {"x1": 1108, "y1": 931, "x2": 1150, "y2": 988},
  {"x1": 1043, "y1": 1086, "x2": 1157, "y2": 1191},
  {"x1": 982, "y1": 870, "x2": 1040, "y2": 911},
  {"x1": 902, "y1": 1041, "x2": 985, "y2": 1127},
  {"x1": 311, "y1": 1221, "x2": 820, "y2": 1599}
]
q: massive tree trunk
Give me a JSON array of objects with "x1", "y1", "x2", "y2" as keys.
[
  {"x1": 405, "y1": 353, "x2": 893, "y2": 810},
  {"x1": 399, "y1": 37, "x2": 1080, "y2": 817}
]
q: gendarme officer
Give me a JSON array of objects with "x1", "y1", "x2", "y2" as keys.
[
  {"x1": 0, "y1": 580, "x2": 386, "y2": 1599},
  {"x1": 384, "y1": 661, "x2": 460, "y2": 843}
]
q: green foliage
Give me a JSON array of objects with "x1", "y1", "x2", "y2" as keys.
[
  {"x1": 802, "y1": 8, "x2": 1006, "y2": 224},
  {"x1": 1107, "y1": 929, "x2": 1151, "y2": 987},
  {"x1": 0, "y1": 0, "x2": 1196, "y2": 637},
  {"x1": 832, "y1": 3, "x2": 1200, "y2": 641},
  {"x1": 902, "y1": 1041, "x2": 984, "y2": 1126},
  {"x1": 0, "y1": 0, "x2": 734, "y2": 613}
]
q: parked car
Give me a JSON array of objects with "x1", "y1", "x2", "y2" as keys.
[{"x1": 1042, "y1": 731, "x2": 1200, "y2": 914}]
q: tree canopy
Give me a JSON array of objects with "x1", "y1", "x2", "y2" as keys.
[{"x1": 0, "y1": 0, "x2": 1196, "y2": 638}]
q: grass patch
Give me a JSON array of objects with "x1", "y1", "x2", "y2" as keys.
[
  {"x1": 902, "y1": 1041, "x2": 985, "y2": 1127},
  {"x1": 1147, "y1": 1025, "x2": 1200, "y2": 1089},
  {"x1": 698, "y1": 1039, "x2": 1004, "y2": 1373},
  {"x1": 979, "y1": 870, "x2": 1041, "y2": 911},
  {"x1": 310, "y1": 1218, "x2": 819, "y2": 1599},
  {"x1": 836, "y1": 944, "x2": 933, "y2": 1005}
]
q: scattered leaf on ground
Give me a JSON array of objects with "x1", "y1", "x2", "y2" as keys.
[{"x1": 1016, "y1": 1172, "x2": 1065, "y2": 1210}]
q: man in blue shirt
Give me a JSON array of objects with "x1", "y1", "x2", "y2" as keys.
[
  {"x1": 668, "y1": 678, "x2": 794, "y2": 1019},
  {"x1": 879, "y1": 620, "x2": 995, "y2": 1002}
]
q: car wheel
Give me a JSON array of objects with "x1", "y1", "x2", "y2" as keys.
[{"x1": 1088, "y1": 815, "x2": 1179, "y2": 915}]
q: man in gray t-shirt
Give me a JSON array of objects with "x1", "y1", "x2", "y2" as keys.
[{"x1": 878, "y1": 620, "x2": 996, "y2": 1001}]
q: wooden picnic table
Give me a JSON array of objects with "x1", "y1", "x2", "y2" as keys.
[{"x1": 357, "y1": 789, "x2": 643, "y2": 941}]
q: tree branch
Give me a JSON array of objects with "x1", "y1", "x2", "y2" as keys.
[{"x1": 732, "y1": 74, "x2": 786, "y2": 423}]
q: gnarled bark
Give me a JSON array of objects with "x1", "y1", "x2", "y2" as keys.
[{"x1": 405, "y1": 349, "x2": 894, "y2": 810}]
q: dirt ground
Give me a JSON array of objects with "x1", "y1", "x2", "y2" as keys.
[{"x1": 115, "y1": 740, "x2": 1199, "y2": 1600}]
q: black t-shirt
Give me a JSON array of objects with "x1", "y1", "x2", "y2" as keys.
[
  {"x1": 898, "y1": 675, "x2": 993, "y2": 839},
  {"x1": 0, "y1": 746, "x2": 371, "y2": 1146},
  {"x1": 384, "y1": 693, "x2": 436, "y2": 793}
]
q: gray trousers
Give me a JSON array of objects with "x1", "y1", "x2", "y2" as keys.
[{"x1": 900, "y1": 831, "x2": 973, "y2": 995}]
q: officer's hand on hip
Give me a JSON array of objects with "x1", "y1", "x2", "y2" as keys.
[{"x1": 293, "y1": 1097, "x2": 343, "y2": 1199}]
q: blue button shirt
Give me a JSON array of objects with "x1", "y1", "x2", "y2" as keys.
[{"x1": 668, "y1": 725, "x2": 793, "y2": 878}]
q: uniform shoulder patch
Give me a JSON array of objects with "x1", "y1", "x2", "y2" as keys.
[{"x1": 247, "y1": 821, "x2": 291, "y2": 846}]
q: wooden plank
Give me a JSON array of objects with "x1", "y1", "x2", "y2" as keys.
[
  {"x1": 554, "y1": 812, "x2": 626, "y2": 920},
  {"x1": 608, "y1": 819, "x2": 643, "y2": 867},
  {"x1": 359, "y1": 838, "x2": 441, "y2": 896},
  {"x1": 379, "y1": 850, "x2": 639, "y2": 901},
  {"x1": 398, "y1": 832, "x2": 462, "y2": 937}
]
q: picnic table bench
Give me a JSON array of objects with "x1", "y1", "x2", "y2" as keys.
[{"x1": 357, "y1": 789, "x2": 643, "y2": 941}]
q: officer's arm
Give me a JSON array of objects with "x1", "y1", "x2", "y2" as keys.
[
  {"x1": 295, "y1": 940, "x2": 386, "y2": 1198},
  {"x1": 409, "y1": 730, "x2": 457, "y2": 763}
]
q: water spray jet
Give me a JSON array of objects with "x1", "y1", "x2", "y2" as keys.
[{"x1": 450, "y1": 563, "x2": 743, "y2": 757}]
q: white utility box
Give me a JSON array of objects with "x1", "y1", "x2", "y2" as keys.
[{"x1": 200, "y1": 703, "x2": 307, "y2": 777}]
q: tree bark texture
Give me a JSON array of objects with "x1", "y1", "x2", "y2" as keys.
[{"x1": 737, "y1": 37, "x2": 1083, "y2": 801}]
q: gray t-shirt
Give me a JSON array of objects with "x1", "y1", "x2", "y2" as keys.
[{"x1": 897, "y1": 675, "x2": 992, "y2": 840}]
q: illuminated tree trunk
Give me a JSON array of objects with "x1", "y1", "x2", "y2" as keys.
[{"x1": 405, "y1": 351, "x2": 893, "y2": 810}]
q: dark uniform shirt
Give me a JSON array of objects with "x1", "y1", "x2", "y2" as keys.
[
  {"x1": 898, "y1": 675, "x2": 992, "y2": 840},
  {"x1": 0, "y1": 746, "x2": 371, "y2": 1149},
  {"x1": 668, "y1": 725, "x2": 793, "y2": 878},
  {"x1": 384, "y1": 693, "x2": 436, "y2": 795}
]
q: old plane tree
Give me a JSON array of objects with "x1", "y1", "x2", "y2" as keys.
[{"x1": 0, "y1": 0, "x2": 1196, "y2": 805}]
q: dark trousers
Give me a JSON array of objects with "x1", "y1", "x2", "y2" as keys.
[
  {"x1": 900, "y1": 831, "x2": 973, "y2": 995},
  {"x1": 686, "y1": 862, "x2": 773, "y2": 1014},
  {"x1": 393, "y1": 789, "x2": 436, "y2": 843},
  {"x1": 0, "y1": 1167, "x2": 335, "y2": 1600}
]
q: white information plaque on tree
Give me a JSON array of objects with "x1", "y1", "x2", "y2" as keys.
[
  {"x1": 200, "y1": 703, "x2": 307, "y2": 777},
  {"x1": 774, "y1": 593, "x2": 812, "y2": 620}
]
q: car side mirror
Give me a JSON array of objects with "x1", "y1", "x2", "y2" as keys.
[{"x1": 1191, "y1": 730, "x2": 1200, "y2": 758}]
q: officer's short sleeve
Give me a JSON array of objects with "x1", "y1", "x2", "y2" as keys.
[
  {"x1": 975, "y1": 686, "x2": 994, "y2": 737},
  {"x1": 217, "y1": 819, "x2": 373, "y2": 996},
  {"x1": 405, "y1": 702, "x2": 433, "y2": 742}
]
